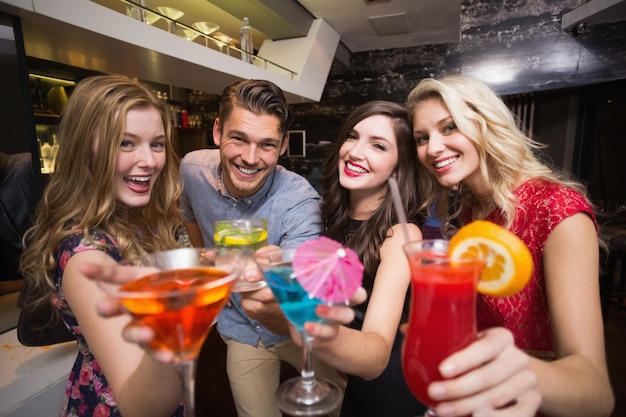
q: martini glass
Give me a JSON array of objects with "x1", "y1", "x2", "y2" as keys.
[
  {"x1": 146, "y1": 6, "x2": 184, "y2": 33},
  {"x1": 104, "y1": 247, "x2": 244, "y2": 417},
  {"x1": 192, "y1": 22, "x2": 220, "y2": 47},
  {"x1": 178, "y1": 27, "x2": 200, "y2": 42},
  {"x1": 402, "y1": 240, "x2": 482, "y2": 416},
  {"x1": 254, "y1": 247, "x2": 342, "y2": 416}
]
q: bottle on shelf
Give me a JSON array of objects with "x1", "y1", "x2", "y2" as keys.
[
  {"x1": 240, "y1": 17, "x2": 253, "y2": 64},
  {"x1": 34, "y1": 78, "x2": 48, "y2": 112},
  {"x1": 40, "y1": 137, "x2": 53, "y2": 173}
]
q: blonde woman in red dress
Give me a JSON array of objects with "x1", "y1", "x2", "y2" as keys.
[{"x1": 406, "y1": 75, "x2": 614, "y2": 417}]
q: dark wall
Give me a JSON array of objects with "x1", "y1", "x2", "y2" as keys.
[
  {"x1": 0, "y1": 13, "x2": 43, "y2": 282},
  {"x1": 0, "y1": 14, "x2": 36, "y2": 158},
  {"x1": 290, "y1": 0, "x2": 626, "y2": 147},
  {"x1": 178, "y1": 1, "x2": 626, "y2": 208}
]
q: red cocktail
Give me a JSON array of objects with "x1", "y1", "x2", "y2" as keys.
[{"x1": 402, "y1": 240, "x2": 482, "y2": 414}]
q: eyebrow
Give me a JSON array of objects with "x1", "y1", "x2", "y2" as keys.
[
  {"x1": 369, "y1": 135, "x2": 392, "y2": 144},
  {"x1": 123, "y1": 132, "x2": 166, "y2": 140},
  {"x1": 413, "y1": 116, "x2": 454, "y2": 133},
  {"x1": 438, "y1": 116, "x2": 454, "y2": 125},
  {"x1": 351, "y1": 129, "x2": 393, "y2": 144}
]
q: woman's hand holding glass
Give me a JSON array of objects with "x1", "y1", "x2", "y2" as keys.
[
  {"x1": 81, "y1": 262, "x2": 188, "y2": 363},
  {"x1": 399, "y1": 324, "x2": 540, "y2": 417},
  {"x1": 288, "y1": 288, "x2": 367, "y2": 346}
]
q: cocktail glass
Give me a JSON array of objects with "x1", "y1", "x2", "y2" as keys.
[
  {"x1": 178, "y1": 27, "x2": 200, "y2": 41},
  {"x1": 192, "y1": 22, "x2": 220, "y2": 47},
  {"x1": 214, "y1": 218, "x2": 268, "y2": 292},
  {"x1": 103, "y1": 247, "x2": 244, "y2": 417},
  {"x1": 153, "y1": 6, "x2": 184, "y2": 33},
  {"x1": 213, "y1": 33, "x2": 233, "y2": 55},
  {"x1": 254, "y1": 247, "x2": 343, "y2": 416},
  {"x1": 402, "y1": 239, "x2": 483, "y2": 416}
]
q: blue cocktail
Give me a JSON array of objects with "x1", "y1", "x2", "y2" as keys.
[
  {"x1": 262, "y1": 264, "x2": 324, "y2": 330},
  {"x1": 255, "y1": 247, "x2": 342, "y2": 416}
]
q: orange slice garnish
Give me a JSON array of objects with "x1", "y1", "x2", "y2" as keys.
[{"x1": 449, "y1": 220, "x2": 532, "y2": 296}]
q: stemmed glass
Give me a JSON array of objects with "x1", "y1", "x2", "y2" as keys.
[
  {"x1": 178, "y1": 27, "x2": 200, "y2": 42},
  {"x1": 192, "y1": 22, "x2": 220, "y2": 47},
  {"x1": 254, "y1": 247, "x2": 343, "y2": 416},
  {"x1": 145, "y1": 7, "x2": 184, "y2": 34},
  {"x1": 212, "y1": 33, "x2": 233, "y2": 55},
  {"x1": 102, "y1": 247, "x2": 244, "y2": 417},
  {"x1": 401, "y1": 240, "x2": 482, "y2": 416}
]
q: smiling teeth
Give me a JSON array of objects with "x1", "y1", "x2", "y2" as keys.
[
  {"x1": 126, "y1": 176, "x2": 149, "y2": 182},
  {"x1": 346, "y1": 162, "x2": 367, "y2": 174},
  {"x1": 239, "y1": 166, "x2": 258, "y2": 175},
  {"x1": 434, "y1": 157, "x2": 458, "y2": 169}
]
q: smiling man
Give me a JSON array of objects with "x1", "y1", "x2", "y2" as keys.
[{"x1": 179, "y1": 79, "x2": 344, "y2": 417}]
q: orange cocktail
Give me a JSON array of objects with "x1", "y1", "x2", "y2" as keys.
[
  {"x1": 402, "y1": 240, "x2": 482, "y2": 412},
  {"x1": 106, "y1": 247, "x2": 243, "y2": 417},
  {"x1": 118, "y1": 267, "x2": 235, "y2": 360}
]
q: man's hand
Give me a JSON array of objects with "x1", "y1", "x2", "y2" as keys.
[{"x1": 240, "y1": 284, "x2": 291, "y2": 335}]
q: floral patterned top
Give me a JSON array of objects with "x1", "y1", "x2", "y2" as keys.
[
  {"x1": 463, "y1": 179, "x2": 596, "y2": 352},
  {"x1": 53, "y1": 229, "x2": 185, "y2": 417}
]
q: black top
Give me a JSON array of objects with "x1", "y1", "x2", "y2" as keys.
[{"x1": 336, "y1": 218, "x2": 426, "y2": 417}]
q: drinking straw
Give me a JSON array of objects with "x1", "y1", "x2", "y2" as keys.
[{"x1": 387, "y1": 176, "x2": 411, "y2": 244}]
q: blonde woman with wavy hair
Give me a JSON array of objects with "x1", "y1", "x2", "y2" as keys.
[
  {"x1": 406, "y1": 75, "x2": 613, "y2": 417},
  {"x1": 20, "y1": 74, "x2": 184, "y2": 417}
]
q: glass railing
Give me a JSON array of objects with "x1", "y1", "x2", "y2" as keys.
[{"x1": 109, "y1": 0, "x2": 296, "y2": 80}]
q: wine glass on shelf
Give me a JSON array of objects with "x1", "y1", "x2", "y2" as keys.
[
  {"x1": 192, "y1": 22, "x2": 220, "y2": 47},
  {"x1": 101, "y1": 247, "x2": 244, "y2": 417},
  {"x1": 402, "y1": 240, "x2": 482, "y2": 416},
  {"x1": 212, "y1": 33, "x2": 233, "y2": 55},
  {"x1": 254, "y1": 247, "x2": 343, "y2": 416},
  {"x1": 178, "y1": 27, "x2": 200, "y2": 42},
  {"x1": 148, "y1": 6, "x2": 184, "y2": 33},
  {"x1": 144, "y1": 9, "x2": 162, "y2": 26}
]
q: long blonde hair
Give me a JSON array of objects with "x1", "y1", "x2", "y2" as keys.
[
  {"x1": 406, "y1": 75, "x2": 591, "y2": 234},
  {"x1": 21, "y1": 74, "x2": 182, "y2": 310}
]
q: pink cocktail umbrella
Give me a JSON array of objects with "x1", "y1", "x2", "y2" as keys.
[{"x1": 293, "y1": 237, "x2": 364, "y2": 304}]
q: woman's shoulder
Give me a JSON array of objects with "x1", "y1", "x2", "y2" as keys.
[
  {"x1": 517, "y1": 179, "x2": 591, "y2": 211},
  {"x1": 56, "y1": 229, "x2": 120, "y2": 267},
  {"x1": 513, "y1": 179, "x2": 595, "y2": 234},
  {"x1": 386, "y1": 222, "x2": 422, "y2": 245}
]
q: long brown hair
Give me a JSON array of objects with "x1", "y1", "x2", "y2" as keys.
[
  {"x1": 321, "y1": 101, "x2": 420, "y2": 283},
  {"x1": 20, "y1": 74, "x2": 182, "y2": 311}
]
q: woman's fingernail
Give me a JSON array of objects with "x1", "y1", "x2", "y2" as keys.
[
  {"x1": 317, "y1": 304, "x2": 330, "y2": 315},
  {"x1": 439, "y1": 361, "x2": 456, "y2": 376},
  {"x1": 429, "y1": 383, "x2": 445, "y2": 399}
]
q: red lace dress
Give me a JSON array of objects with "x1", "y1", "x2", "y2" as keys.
[{"x1": 466, "y1": 179, "x2": 596, "y2": 352}]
